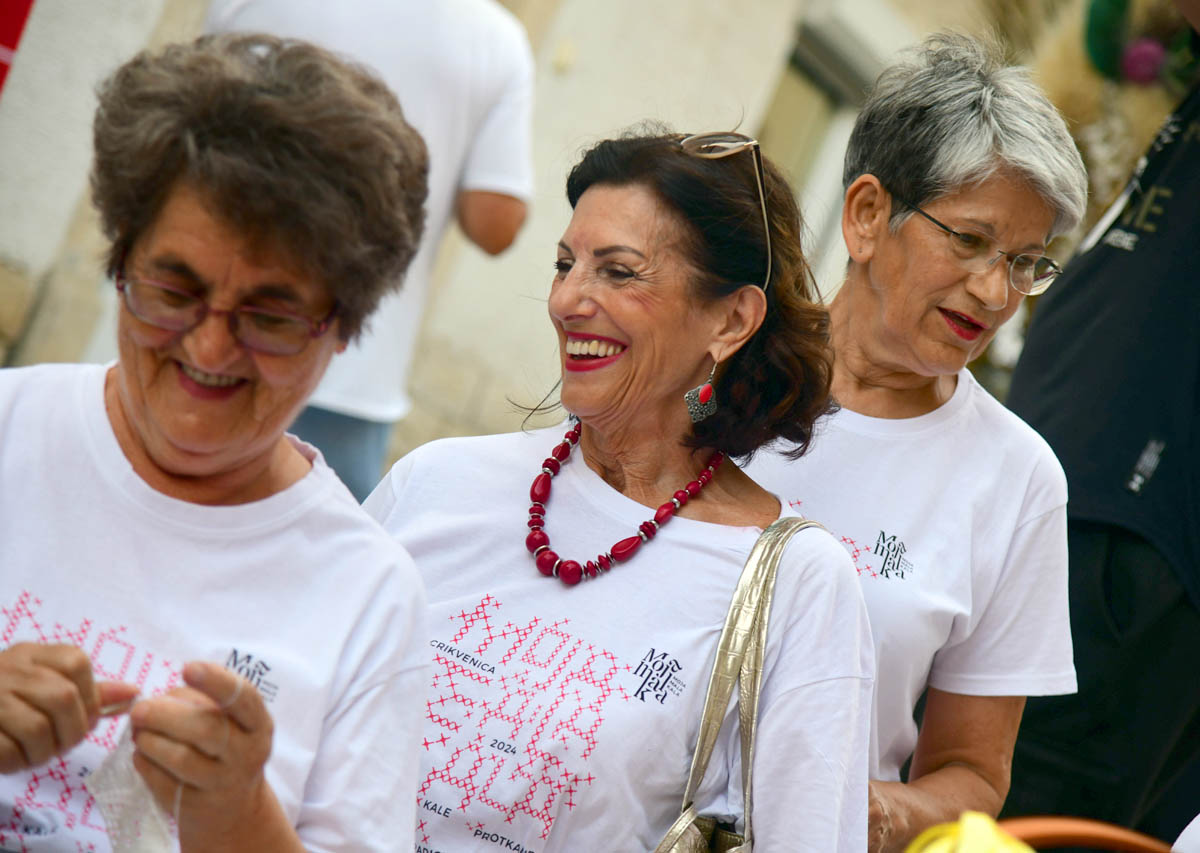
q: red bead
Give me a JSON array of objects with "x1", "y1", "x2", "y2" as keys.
[
  {"x1": 673, "y1": 489, "x2": 689, "y2": 506},
  {"x1": 551, "y1": 442, "x2": 571, "y2": 462},
  {"x1": 698, "y1": 470, "x2": 712, "y2": 485},
  {"x1": 558, "y1": 560, "x2": 583, "y2": 585},
  {"x1": 529, "y1": 504, "x2": 545, "y2": 516},
  {"x1": 597, "y1": 553, "x2": 611, "y2": 570},
  {"x1": 526, "y1": 530, "x2": 549, "y2": 553},
  {"x1": 531, "y1": 472, "x2": 552, "y2": 504},
  {"x1": 542, "y1": 457, "x2": 560, "y2": 475},
  {"x1": 639, "y1": 521, "x2": 657, "y2": 540},
  {"x1": 654, "y1": 502, "x2": 676, "y2": 524},
  {"x1": 685, "y1": 480, "x2": 702, "y2": 497},
  {"x1": 709, "y1": 451, "x2": 724, "y2": 468},
  {"x1": 535, "y1": 550, "x2": 559, "y2": 576},
  {"x1": 584, "y1": 560, "x2": 598, "y2": 578},
  {"x1": 697, "y1": 382, "x2": 713, "y2": 404},
  {"x1": 527, "y1": 518, "x2": 544, "y2": 529},
  {"x1": 611, "y1": 536, "x2": 642, "y2": 562}
]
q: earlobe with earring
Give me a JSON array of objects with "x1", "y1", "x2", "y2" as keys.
[{"x1": 684, "y1": 363, "x2": 718, "y2": 423}]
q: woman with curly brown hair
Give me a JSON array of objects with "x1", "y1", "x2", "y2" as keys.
[
  {"x1": 364, "y1": 130, "x2": 874, "y2": 851},
  {"x1": 0, "y1": 34, "x2": 429, "y2": 852}
]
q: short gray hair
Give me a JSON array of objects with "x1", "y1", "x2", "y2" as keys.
[{"x1": 843, "y1": 32, "x2": 1087, "y2": 238}]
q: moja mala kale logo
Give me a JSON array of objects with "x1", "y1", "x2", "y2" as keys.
[
  {"x1": 225, "y1": 649, "x2": 279, "y2": 702},
  {"x1": 632, "y1": 648, "x2": 684, "y2": 703},
  {"x1": 873, "y1": 530, "x2": 914, "y2": 579}
]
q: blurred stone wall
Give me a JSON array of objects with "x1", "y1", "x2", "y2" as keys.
[{"x1": 0, "y1": 0, "x2": 208, "y2": 366}]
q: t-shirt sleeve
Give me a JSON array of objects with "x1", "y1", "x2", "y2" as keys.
[
  {"x1": 928, "y1": 455, "x2": 1077, "y2": 696},
  {"x1": 457, "y1": 18, "x2": 534, "y2": 200},
  {"x1": 291, "y1": 556, "x2": 430, "y2": 852},
  {"x1": 704, "y1": 528, "x2": 874, "y2": 851},
  {"x1": 362, "y1": 451, "x2": 416, "y2": 529}
]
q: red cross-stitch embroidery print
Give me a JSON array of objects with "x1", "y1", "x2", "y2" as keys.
[
  {"x1": 419, "y1": 596, "x2": 620, "y2": 842},
  {"x1": 840, "y1": 535, "x2": 879, "y2": 578},
  {"x1": 0, "y1": 590, "x2": 184, "y2": 851}
]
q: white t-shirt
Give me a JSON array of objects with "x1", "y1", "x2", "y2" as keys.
[
  {"x1": 0, "y1": 363, "x2": 429, "y2": 853},
  {"x1": 745, "y1": 369, "x2": 1077, "y2": 781},
  {"x1": 1175, "y1": 812, "x2": 1200, "y2": 852},
  {"x1": 205, "y1": 0, "x2": 535, "y2": 423},
  {"x1": 364, "y1": 426, "x2": 874, "y2": 853}
]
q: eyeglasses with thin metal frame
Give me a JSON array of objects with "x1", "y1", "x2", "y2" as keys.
[
  {"x1": 893, "y1": 196, "x2": 1062, "y2": 296},
  {"x1": 115, "y1": 274, "x2": 338, "y2": 356},
  {"x1": 679, "y1": 132, "x2": 773, "y2": 291}
]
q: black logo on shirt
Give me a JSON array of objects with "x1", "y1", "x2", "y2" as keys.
[
  {"x1": 633, "y1": 648, "x2": 684, "y2": 703},
  {"x1": 873, "y1": 531, "x2": 914, "y2": 579},
  {"x1": 225, "y1": 649, "x2": 278, "y2": 702}
]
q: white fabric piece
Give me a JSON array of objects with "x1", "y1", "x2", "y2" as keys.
[
  {"x1": 84, "y1": 724, "x2": 174, "y2": 853},
  {"x1": 364, "y1": 427, "x2": 875, "y2": 852},
  {"x1": 205, "y1": 0, "x2": 536, "y2": 423},
  {"x1": 745, "y1": 368, "x2": 1077, "y2": 781},
  {"x1": 0, "y1": 363, "x2": 429, "y2": 853},
  {"x1": 1175, "y1": 812, "x2": 1200, "y2": 852}
]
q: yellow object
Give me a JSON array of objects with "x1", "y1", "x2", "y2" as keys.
[{"x1": 905, "y1": 811, "x2": 1035, "y2": 853}]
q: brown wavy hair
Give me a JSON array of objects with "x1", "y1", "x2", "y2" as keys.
[
  {"x1": 565, "y1": 129, "x2": 835, "y2": 460},
  {"x1": 91, "y1": 33, "x2": 429, "y2": 341}
]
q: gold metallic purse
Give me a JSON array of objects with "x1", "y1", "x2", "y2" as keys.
[{"x1": 653, "y1": 517, "x2": 822, "y2": 853}]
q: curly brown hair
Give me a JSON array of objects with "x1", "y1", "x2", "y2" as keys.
[
  {"x1": 91, "y1": 33, "x2": 429, "y2": 341},
  {"x1": 565, "y1": 130, "x2": 835, "y2": 460}
]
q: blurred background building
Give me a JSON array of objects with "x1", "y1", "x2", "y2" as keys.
[{"x1": 0, "y1": 0, "x2": 1174, "y2": 466}]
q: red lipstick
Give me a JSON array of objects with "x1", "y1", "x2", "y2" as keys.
[{"x1": 938, "y1": 308, "x2": 985, "y2": 342}]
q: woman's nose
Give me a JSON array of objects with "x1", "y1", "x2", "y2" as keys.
[
  {"x1": 548, "y1": 266, "x2": 598, "y2": 322},
  {"x1": 967, "y1": 257, "x2": 1011, "y2": 311},
  {"x1": 181, "y1": 308, "x2": 243, "y2": 369}
]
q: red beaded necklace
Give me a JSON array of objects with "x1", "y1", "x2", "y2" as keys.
[{"x1": 524, "y1": 420, "x2": 726, "y2": 586}]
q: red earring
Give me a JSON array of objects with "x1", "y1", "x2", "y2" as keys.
[{"x1": 685, "y1": 363, "x2": 718, "y2": 423}]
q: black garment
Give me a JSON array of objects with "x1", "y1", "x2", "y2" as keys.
[
  {"x1": 1007, "y1": 83, "x2": 1200, "y2": 612},
  {"x1": 1003, "y1": 83, "x2": 1200, "y2": 841},
  {"x1": 1003, "y1": 522, "x2": 1200, "y2": 839}
]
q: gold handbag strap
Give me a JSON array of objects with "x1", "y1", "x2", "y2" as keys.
[{"x1": 678, "y1": 517, "x2": 823, "y2": 834}]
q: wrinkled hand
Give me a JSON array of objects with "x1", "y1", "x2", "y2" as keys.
[
  {"x1": 869, "y1": 780, "x2": 897, "y2": 853},
  {"x1": 130, "y1": 661, "x2": 275, "y2": 848},
  {"x1": 0, "y1": 642, "x2": 138, "y2": 774}
]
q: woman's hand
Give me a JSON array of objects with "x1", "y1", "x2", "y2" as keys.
[
  {"x1": 867, "y1": 689, "x2": 1026, "y2": 853},
  {"x1": 868, "y1": 780, "x2": 905, "y2": 853},
  {"x1": 130, "y1": 661, "x2": 300, "y2": 852},
  {"x1": 0, "y1": 642, "x2": 138, "y2": 773}
]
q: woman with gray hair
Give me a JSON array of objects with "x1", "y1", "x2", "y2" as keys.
[{"x1": 747, "y1": 33, "x2": 1087, "y2": 852}]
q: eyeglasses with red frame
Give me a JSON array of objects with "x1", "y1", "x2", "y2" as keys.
[{"x1": 115, "y1": 274, "x2": 338, "y2": 356}]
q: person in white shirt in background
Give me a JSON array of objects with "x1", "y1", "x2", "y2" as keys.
[
  {"x1": 0, "y1": 34, "x2": 429, "y2": 852},
  {"x1": 206, "y1": 0, "x2": 534, "y2": 501},
  {"x1": 745, "y1": 33, "x2": 1088, "y2": 853}
]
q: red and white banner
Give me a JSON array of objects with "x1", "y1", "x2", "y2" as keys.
[{"x1": 1, "y1": 0, "x2": 37, "y2": 99}]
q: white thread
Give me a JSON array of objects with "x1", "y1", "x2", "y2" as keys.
[
  {"x1": 85, "y1": 723, "x2": 174, "y2": 852},
  {"x1": 221, "y1": 677, "x2": 244, "y2": 710}
]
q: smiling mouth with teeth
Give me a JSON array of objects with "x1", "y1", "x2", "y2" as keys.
[
  {"x1": 565, "y1": 339, "x2": 626, "y2": 359},
  {"x1": 179, "y1": 362, "x2": 243, "y2": 387}
]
